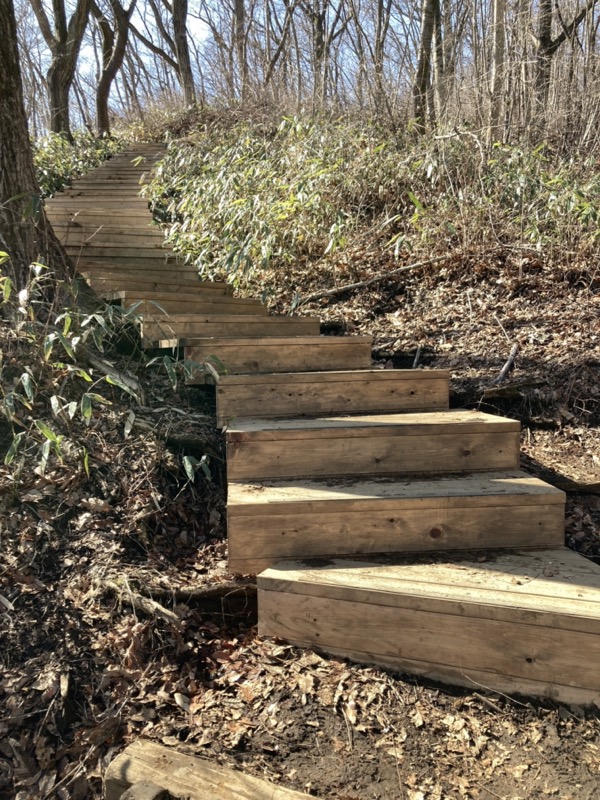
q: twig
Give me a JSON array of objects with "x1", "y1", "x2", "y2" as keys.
[
  {"x1": 412, "y1": 344, "x2": 422, "y2": 369},
  {"x1": 144, "y1": 580, "x2": 257, "y2": 602},
  {"x1": 490, "y1": 342, "x2": 520, "y2": 385},
  {"x1": 473, "y1": 692, "x2": 506, "y2": 715},
  {"x1": 103, "y1": 579, "x2": 181, "y2": 626},
  {"x1": 295, "y1": 255, "x2": 450, "y2": 307},
  {"x1": 84, "y1": 350, "x2": 144, "y2": 404},
  {"x1": 493, "y1": 313, "x2": 511, "y2": 344}
]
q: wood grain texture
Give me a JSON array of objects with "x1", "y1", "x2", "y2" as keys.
[
  {"x1": 185, "y1": 336, "x2": 373, "y2": 379},
  {"x1": 86, "y1": 278, "x2": 232, "y2": 297},
  {"x1": 258, "y1": 549, "x2": 600, "y2": 703},
  {"x1": 117, "y1": 295, "x2": 268, "y2": 316},
  {"x1": 216, "y1": 369, "x2": 449, "y2": 424},
  {"x1": 105, "y1": 740, "x2": 310, "y2": 800},
  {"x1": 142, "y1": 314, "x2": 320, "y2": 343},
  {"x1": 227, "y1": 471, "x2": 565, "y2": 572},
  {"x1": 226, "y1": 411, "x2": 520, "y2": 480}
]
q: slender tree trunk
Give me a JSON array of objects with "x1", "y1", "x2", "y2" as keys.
[
  {"x1": 92, "y1": 0, "x2": 137, "y2": 136},
  {"x1": 173, "y1": 0, "x2": 196, "y2": 105},
  {"x1": 233, "y1": 0, "x2": 247, "y2": 99},
  {"x1": 488, "y1": 0, "x2": 506, "y2": 143},
  {"x1": 413, "y1": 0, "x2": 438, "y2": 133},
  {"x1": 29, "y1": 0, "x2": 91, "y2": 140}
]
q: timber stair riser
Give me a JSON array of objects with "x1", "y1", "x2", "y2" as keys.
[
  {"x1": 87, "y1": 279, "x2": 234, "y2": 298},
  {"x1": 77, "y1": 263, "x2": 198, "y2": 276},
  {"x1": 65, "y1": 247, "x2": 175, "y2": 259},
  {"x1": 56, "y1": 234, "x2": 168, "y2": 246},
  {"x1": 227, "y1": 471, "x2": 565, "y2": 573},
  {"x1": 216, "y1": 369, "x2": 450, "y2": 426},
  {"x1": 225, "y1": 411, "x2": 520, "y2": 481},
  {"x1": 120, "y1": 299, "x2": 267, "y2": 316},
  {"x1": 186, "y1": 336, "x2": 373, "y2": 380},
  {"x1": 258, "y1": 550, "x2": 600, "y2": 705},
  {"x1": 143, "y1": 316, "x2": 321, "y2": 346}
]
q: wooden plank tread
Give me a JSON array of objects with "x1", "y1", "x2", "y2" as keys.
[
  {"x1": 189, "y1": 335, "x2": 372, "y2": 346},
  {"x1": 259, "y1": 549, "x2": 600, "y2": 623},
  {"x1": 229, "y1": 470, "x2": 565, "y2": 509},
  {"x1": 227, "y1": 409, "x2": 520, "y2": 439}
]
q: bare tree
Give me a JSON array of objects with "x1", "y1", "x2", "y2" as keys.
[
  {"x1": 91, "y1": 0, "x2": 138, "y2": 135},
  {"x1": 28, "y1": 0, "x2": 91, "y2": 139}
]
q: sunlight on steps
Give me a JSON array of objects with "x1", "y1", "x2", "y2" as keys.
[{"x1": 44, "y1": 144, "x2": 600, "y2": 706}]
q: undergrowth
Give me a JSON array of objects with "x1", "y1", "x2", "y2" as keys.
[
  {"x1": 34, "y1": 132, "x2": 124, "y2": 197},
  {"x1": 144, "y1": 115, "x2": 600, "y2": 296}
]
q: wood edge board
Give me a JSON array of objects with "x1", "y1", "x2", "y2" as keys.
[
  {"x1": 216, "y1": 369, "x2": 451, "y2": 384},
  {"x1": 227, "y1": 494, "x2": 566, "y2": 514},
  {"x1": 104, "y1": 739, "x2": 311, "y2": 800}
]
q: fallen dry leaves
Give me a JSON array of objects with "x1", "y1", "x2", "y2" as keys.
[{"x1": 3, "y1": 256, "x2": 600, "y2": 799}]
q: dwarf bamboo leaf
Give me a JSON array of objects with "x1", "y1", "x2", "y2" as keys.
[
  {"x1": 81, "y1": 393, "x2": 93, "y2": 424},
  {"x1": 20, "y1": 373, "x2": 35, "y2": 402},
  {"x1": 35, "y1": 420, "x2": 59, "y2": 442},
  {"x1": 40, "y1": 439, "x2": 51, "y2": 474},
  {"x1": 4, "y1": 432, "x2": 25, "y2": 466},
  {"x1": 124, "y1": 411, "x2": 135, "y2": 438},
  {"x1": 183, "y1": 455, "x2": 198, "y2": 482}
]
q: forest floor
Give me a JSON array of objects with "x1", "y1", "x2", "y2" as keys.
[{"x1": 2, "y1": 250, "x2": 600, "y2": 800}]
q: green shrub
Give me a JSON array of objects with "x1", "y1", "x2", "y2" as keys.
[
  {"x1": 34, "y1": 132, "x2": 124, "y2": 197},
  {"x1": 143, "y1": 114, "x2": 600, "y2": 289}
]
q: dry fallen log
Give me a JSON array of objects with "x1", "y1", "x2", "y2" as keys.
[{"x1": 296, "y1": 254, "x2": 449, "y2": 306}]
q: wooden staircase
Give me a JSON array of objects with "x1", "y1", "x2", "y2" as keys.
[{"x1": 46, "y1": 145, "x2": 600, "y2": 706}]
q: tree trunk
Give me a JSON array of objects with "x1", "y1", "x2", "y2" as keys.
[
  {"x1": 92, "y1": 0, "x2": 137, "y2": 136},
  {"x1": 233, "y1": 0, "x2": 247, "y2": 100},
  {"x1": 488, "y1": 0, "x2": 506, "y2": 143},
  {"x1": 173, "y1": 0, "x2": 196, "y2": 105},
  {"x1": 532, "y1": 0, "x2": 598, "y2": 135},
  {"x1": 0, "y1": 0, "x2": 72, "y2": 295},
  {"x1": 29, "y1": 0, "x2": 92, "y2": 139},
  {"x1": 413, "y1": 0, "x2": 438, "y2": 133}
]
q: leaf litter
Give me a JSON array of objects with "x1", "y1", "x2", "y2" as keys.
[{"x1": 2, "y1": 257, "x2": 600, "y2": 799}]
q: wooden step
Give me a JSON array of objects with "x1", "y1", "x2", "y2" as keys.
[
  {"x1": 46, "y1": 208, "x2": 156, "y2": 220},
  {"x1": 216, "y1": 368, "x2": 450, "y2": 426},
  {"x1": 60, "y1": 188, "x2": 147, "y2": 196},
  {"x1": 57, "y1": 233, "x2": 168, "y2": 248},
  {"x1": 68, "y1": 254, "x2": 180, "y2": 269},
  {"x1": 226, "y1": 410, "x2": 520, "y2": 481},
  {"x1": 258, "y1": 548, "x2": 600, "y2": 705},
  {"x1": 46, "y1": 194, "x2": 149, "y2": 203},
  {"x1": 78, "y1": 267, "x2": 198, "y2": 283},
  {"x1": 228, "y1": 471, "x2": 565, "y2": 573},
  {"x1": 185, "y1": 335, "x2": 373, "y2": 381},
  {"x1": 113, "y1": 292, "x2": 268, "y2": 316},
  {"x1": 53, "y1": 224, "x2": 166, "y2": 240},
  {"x1": 83, "y1": 274, "x2": 232, "y2": 298},
  {"x1": 142, "y1": 314, "x2": 321, "y2": 346},
  {"x1": 75, "y1": 260, "x2": 197, "y2": 275},
  {"x1": 65, "y1": 244, "x2": 174, "y2": 259}
]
